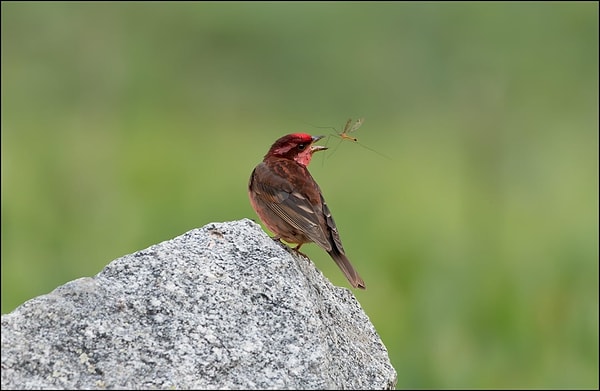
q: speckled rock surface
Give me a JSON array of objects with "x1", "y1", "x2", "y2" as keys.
[{"x1": 1, "y1": 219, "x2": 397, "y2": 390}]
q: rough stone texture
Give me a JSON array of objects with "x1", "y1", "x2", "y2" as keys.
[{"x1": 1, "y1": 219, "x2": 397, "y2": 390}]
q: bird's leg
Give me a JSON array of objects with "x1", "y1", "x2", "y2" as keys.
[
  {"x1": 270, "y1": 236, "x2": 309, "y2": 260},
  {"x1": 292, "y1": 244, "x2": 310, "y2": 260}
]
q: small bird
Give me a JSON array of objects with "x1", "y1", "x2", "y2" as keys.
[{"x1": 248, "y1": 133, "x2": 366, "y2": 289}]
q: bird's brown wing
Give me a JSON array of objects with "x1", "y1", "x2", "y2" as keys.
[
  {"x1": 250, "y1": 162, "x2": 332, "y2": 250},
  {"x1": 320, "y1": 194, "x2": 345, "y2": 254}
]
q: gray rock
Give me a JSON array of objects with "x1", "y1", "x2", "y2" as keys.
[{"x1": 1, "y1": 219, "x2": 397, "y2": 390}]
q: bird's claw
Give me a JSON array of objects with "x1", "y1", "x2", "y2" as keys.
[
  {"x1": 292, "y1": 244, "x2": 310, "y2": 260},
  {"x1": 270, "y1": 237, "x2": 310, "y2": 260}
]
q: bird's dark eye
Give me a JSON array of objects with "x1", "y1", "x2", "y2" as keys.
[{"x1": 297, "y1": 144, "x2": 306, "y2": 151}]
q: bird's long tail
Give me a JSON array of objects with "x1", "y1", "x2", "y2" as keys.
[{"x1": 328, "y1": 247, "x2": 366, "y2": 289}]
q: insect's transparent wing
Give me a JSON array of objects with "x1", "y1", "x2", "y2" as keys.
[
  {"x1": 342, "y1": 118, "x2": 353, "y2": 135},
  {"x1": 348, "y1": 118, "x2": 364, "y2": 134}
]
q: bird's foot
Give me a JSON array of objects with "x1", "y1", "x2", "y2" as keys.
[
  {"x1": 292, "y1": 244, "x2": 310, "y2": 260},
  {"x1": 271, "y1": 236, "x2": 310, "y2": 260},
  {"x1": 270, "y1": 237, "x2": 310, "y2": 260}
]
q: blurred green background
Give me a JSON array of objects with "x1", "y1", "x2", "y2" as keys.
[{"x1": 2, "y1": 2, "x2": 598, "y2": 389}]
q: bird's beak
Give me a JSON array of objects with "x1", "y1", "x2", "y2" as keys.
[{"x1": 310, "y1": 135, "x2": 328, "y2": 153}]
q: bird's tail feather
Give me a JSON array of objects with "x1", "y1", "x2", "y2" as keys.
[{"x1": 328, "y1": 248, "x2": 366, "y2": 289}]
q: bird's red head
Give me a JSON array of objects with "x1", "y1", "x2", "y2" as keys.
[{"x1": 265, "y1": 133, "x2": 328, "y2": 166}]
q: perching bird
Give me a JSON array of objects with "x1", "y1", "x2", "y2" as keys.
[{"x1": 248, "y1": 133, "x2": 365, "y2": 289}]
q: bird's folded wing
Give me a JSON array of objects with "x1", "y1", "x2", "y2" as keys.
[
  {"x1": 252, "y1": 168, "x2": 331, "y2": 251},
  {"x1": 320, "y1": 194, "x2": 346, "y2": 254}
]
